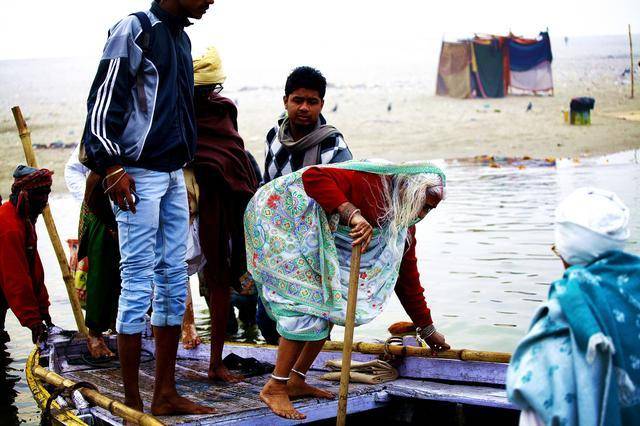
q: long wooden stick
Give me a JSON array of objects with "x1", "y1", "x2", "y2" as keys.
[
  {"x1": 34, "y1": 365, "x2": 163, "y2": 425},
  {"x1": 336, "y1": 244, "x2": 361, "y2": 426},
  {"x1": 324, "y1": 341, "x2": 511, "y2": 364},
  {"x1": 11, "y1": 106, "x2": 88, "y2": 336},
  {"x1": 630, "y1": 24, "x2": 635, "y2": 99}
]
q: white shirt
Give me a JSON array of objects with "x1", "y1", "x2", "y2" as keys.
[{"x1": 64, "y1": 144, "x2": 90, "y2": 203}]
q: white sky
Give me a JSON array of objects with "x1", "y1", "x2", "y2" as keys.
[{"x1": 0, "y1": 0, "x2": 638, "y2": 61}]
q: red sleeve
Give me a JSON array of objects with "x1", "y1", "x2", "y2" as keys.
[
  {"x1": 0, "y1": 230, "x2": 45, "y2": 328},
  {"x1": 302, "y1": 167, "x2": 353, "y2": 214},
  {"x1": 33, "y1": 253, "x2": 51, "y2": 320},
  {"x1": 394, "y1": 227, "x2": 433, "y2": 327}
]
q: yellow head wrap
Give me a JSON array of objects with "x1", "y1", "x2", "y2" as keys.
[{"x1": 193, "y1": 47, "x2": 226, "y2": 86}]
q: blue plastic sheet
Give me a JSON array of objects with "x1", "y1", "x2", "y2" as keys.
[{"x1": 508, "y1": 32, "x2": 553, "y2": 72}]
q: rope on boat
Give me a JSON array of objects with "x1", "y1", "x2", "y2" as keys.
[
  {"x1": 34, "y1": 365, "x2": 164, "y2": 425},
  {"x1": 323, "y1": 341, "x2": 512, "y2": 363},
  {"x1": 42, "y1": 381, "x2": 98, "y2": 424}
]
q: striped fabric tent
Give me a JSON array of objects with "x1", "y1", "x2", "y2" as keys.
[{"x1": 436, "y1": 31, "x2": 553, "y2": 98}]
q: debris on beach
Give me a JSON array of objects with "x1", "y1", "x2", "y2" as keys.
[
  {"x1": 457, "y1": 155, "x2": 557, "y2": 169},
  {"x1": 33, "y1": 141, "x2": 77, "y2": 150}
]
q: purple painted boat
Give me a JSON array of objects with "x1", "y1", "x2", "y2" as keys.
[{"x1": 27, "y1": 328, "x2": 519, "y2": 425}]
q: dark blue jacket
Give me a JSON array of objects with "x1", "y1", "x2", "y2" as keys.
[{"x1": 82, "y1": 1, "x2": 196, "y2": 173}]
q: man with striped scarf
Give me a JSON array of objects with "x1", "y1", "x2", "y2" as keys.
[{"x1": 259, "y1": 66, "x2": 353, "y2": 343}]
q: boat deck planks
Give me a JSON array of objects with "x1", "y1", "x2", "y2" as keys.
[
  {"x1": 64, "y1": 355, "x2": 383, "y2": 424},
  {"x1": 35, "y1": 333, "x2": 517, "y2": 424}
]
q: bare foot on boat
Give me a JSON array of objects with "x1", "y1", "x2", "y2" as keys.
[
  {"x1": 151, "y1": 392, "x2": 216, "y2": 416},
  {"x1": 260, "y1": 379, "x2": 306, "y2": 420},
  {"x1": 208, "y1": 365, "x2": 244, "y2": 383},
  {"x1": 287, "y1": 374, "x2": 334, "y2": 400},
  {"x1": 181, "y1": 325, "x2": 201, "y2": 350},
  {"x1": 87, "y1": 333, "x2": 114, "y2": 358}
]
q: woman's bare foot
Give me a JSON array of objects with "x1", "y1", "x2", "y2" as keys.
[
  {"x1": 151, "y1": 392, "x2": 215, "y2": 416},
  {"x1": 87, "y1": 333, "x2": 114, "y2": 358},
  {"x1": 287, "y1": 374, "x2": 335, "y2": 400},
  {"x1": 208, "y1": 364, "x2": 244, "y2": 383},
  {"x1": 181, "y1": 325, "x2": 201, "y2": 350},
  {"x1": 259, "y1": 379, "x2": 306, "y2": 420}
]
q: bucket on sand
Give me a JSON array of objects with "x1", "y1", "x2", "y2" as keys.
[{"x1": 569, "y1": 97, "x2": 595, "y2": 125}]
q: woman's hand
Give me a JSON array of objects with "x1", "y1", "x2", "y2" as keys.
[
  {"x1": 424, "y1": 331, "x2": 450, "y2": 352},
  {"x1": 104, "y1": 166, "x2": 136, "y2": 213},
  {"x1": 349, "y1": 213, "x2": 373, "y2": 253}
]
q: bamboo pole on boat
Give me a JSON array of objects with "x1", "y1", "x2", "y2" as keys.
[
  {"x1": 11, "y1": 106, "x2": 88, "y2": 336},
  {"x1": 323, "y1": 341, "x2": 511, "y2": 364},
  {"x1": 33, "y1": 365, "x2": 163, "y2": 425},
  {"x1": 336, "y1": 244, "x2": 361, "y2": 426},
  {"x1": 629, "y1": 24, "x2": 635, "y2": 99}
]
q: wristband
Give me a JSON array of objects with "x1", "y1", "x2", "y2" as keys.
[{"x1": 347, "y1": 208, "x2": 361, "y2": 226}]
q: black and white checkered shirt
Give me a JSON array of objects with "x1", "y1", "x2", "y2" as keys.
[{"x1": 263, "y1": 114, "x2": 352, "y2": 184}]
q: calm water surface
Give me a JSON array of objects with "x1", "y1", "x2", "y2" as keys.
[{"x1": 2, "y1": 155, "x2": 639, "y2": 423}]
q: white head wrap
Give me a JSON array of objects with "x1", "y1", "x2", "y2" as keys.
[{"x1": 554, "y1": 187, "x2": 630, "y2": 266}]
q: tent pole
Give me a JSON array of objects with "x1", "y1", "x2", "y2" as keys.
[{"x1": 629, "y1": 24, "x2": 635, "y2": 99}]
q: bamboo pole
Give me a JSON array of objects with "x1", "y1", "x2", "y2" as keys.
[
  {"x1": 336, "y1": 244, "x2": 362, "y2": 426},
  {"x1": 629, "y1": 24, "x2": 635, "y2": 99},
  {"x1": 11, "y1": 106, "x2": 88, "y2": 336},
  {"x1": 323, "y1": 341, "x2": 511, "y2": 364},
  {"x1": 34, "y1": 365, "x2": 163, "y2": 425}
]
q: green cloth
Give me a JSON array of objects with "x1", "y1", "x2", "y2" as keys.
[
  {"x1": 473, "y1": 41, "x2": 505, "y2": 98},
  {"x1": 78, "y1": 206, "x2": 120, "y2": 333}
]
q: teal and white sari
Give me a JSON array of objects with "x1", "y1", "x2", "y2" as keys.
[{"x1": 244, "y1": 161, "x2": 445, "y2": 341}]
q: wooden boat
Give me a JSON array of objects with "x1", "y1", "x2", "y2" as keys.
[{"x1": 28, "y1": 327, "x2": 519, "y2": 425}]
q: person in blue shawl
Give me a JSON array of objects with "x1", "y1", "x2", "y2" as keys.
[{"x1": 507, "y1": 187, "x2": 639, "y2": 426}]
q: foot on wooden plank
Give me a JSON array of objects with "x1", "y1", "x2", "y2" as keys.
[
  {"x1": 151, "y1": 392, "x2": 216, "y2": 416},
  {"x1": 260, "y1": 379, "x2": 306, "y2": 420},
  {"x1": 287, "y1": 374, "x2": 334, "y2": 400}
]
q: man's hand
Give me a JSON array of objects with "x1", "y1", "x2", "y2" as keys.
[
  {"x1": 30, "y1": 322, "x2": 47, "y2": 345},
  {"x1": 349, "y1": 213, "x2": 373, "y2": 253},
  {"x1": 104, "y1": 166, "x2": 136, "y2": 214},
  {"x1": 424, "y1": 331, "x2": 450, "y2": 352}
]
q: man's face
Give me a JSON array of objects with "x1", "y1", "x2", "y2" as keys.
[
  {"x1": 178, "y1": 0, "x2": 214, "y2": 19},
  {"x1": 283, "y1": 88, "x2": 324, "y2": 128},
  {"x1": 28, "y1": 188, "x2": 50, "y2": 216}
]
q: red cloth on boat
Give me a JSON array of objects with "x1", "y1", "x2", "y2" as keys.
[
  {"x1": 0, "y1": 202, "x2": 50, "y2": 328},
  {"x1": 302, "y1": 167, "x2": 433, "y2": 327},
  {"x1": 193, "y1": 93, "x2": 259, "y2": 290}
]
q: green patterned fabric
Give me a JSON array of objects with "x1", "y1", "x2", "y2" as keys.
[{"x1": 244, "y1": 161, "x2": 444, "y2": 341}]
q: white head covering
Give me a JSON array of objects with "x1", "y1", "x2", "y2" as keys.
[{"x1": 555, "y1": 187, "x2": 630, "y2": 266}]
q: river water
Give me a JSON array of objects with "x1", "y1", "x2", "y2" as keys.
[{"x1": 2, "y1": 152, "x2": 639, "y2": 424}]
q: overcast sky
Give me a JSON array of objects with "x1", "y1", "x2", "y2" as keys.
[{"x1": 1, "y1": 0, "x2": 638, "y2": 61}]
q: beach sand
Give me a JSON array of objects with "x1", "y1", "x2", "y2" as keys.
[{"x1": 0, "y1": 35, "x2": 639, "y2": 195}]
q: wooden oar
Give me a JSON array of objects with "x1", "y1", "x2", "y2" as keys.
[
  {"x1": 336, "y1": 243, "x2": 361, "y2": 426},
  {"x1": 11, "y1": 106, "x2": 88, "y2": 335},
  {"x1": 324, "y1": 340, "x2": 511, "y2": 364},
  {"x1": 33, "y1": 364, "x2": 162, "y2": 425}
]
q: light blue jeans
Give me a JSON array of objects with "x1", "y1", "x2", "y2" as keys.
[{"x1": 114, "y1": 167, "x2": 189, "y2": 334}]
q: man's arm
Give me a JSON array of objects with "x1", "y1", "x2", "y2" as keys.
[
  {"x1": 81, "y1": 16, "x2": 141, "y2": 174},
  {"x1": 0, "y1": 230, "x2": 45, "y2": 329}
]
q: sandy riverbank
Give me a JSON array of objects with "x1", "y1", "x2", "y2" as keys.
[{"x1": 1, "y1": 35, "x2": 638, "y2": 195}]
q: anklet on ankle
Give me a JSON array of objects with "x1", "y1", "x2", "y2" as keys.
[
  {"x1": 291, "y1": 368, "x2": 306, "y2": 378},
  {"x1": 270, "y1": 374, "x2": 290, "y2": 382}
]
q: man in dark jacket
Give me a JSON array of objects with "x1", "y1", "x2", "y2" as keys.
[
  {"x1": 191, "y1": 48, "x2": 259, "y2": 382},
  {"x1": 82, "y1": 0, "x2": 215, "y2": 417}
]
